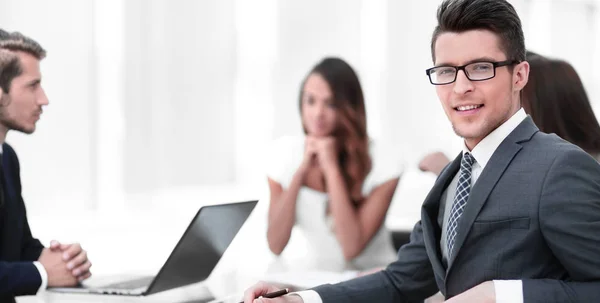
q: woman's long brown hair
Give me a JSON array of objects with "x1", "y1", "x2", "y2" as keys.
[
  {"x1": 299, "y1": 57, "x2": 371, "y2": 205},
  {"x1": 523, "y1": 52, "x2": 600, "y2": 155}
]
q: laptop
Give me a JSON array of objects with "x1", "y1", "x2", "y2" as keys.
[{"x1": 49, "y1": 200, "x2": 258, "y2": 296}]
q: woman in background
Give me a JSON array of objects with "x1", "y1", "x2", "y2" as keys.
[
  {"x1": 266, "y1": 57, "x2": 402, "y2": 271},
  {"x1": 420, "y1": 51, "x2": 600, "y2": 174},
  {"x1": 522, "y1": 52, "x2": 600, "y2": 160}
]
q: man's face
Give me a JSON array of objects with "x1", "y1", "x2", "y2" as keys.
[
  {"x1": 1, "y1": 51, "x2": 48, "y2": 134},
  {"x1": 433, "y1": 30, "x2": 528, "y2": 149}
]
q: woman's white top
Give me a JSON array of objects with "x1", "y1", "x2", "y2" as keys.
[{"x1": 266, "y1": 136, "x2": 404, "y2": 271}]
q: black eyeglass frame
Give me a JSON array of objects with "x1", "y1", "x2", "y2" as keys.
[{"x1": 425, "y1": 60, "x2": 520, "y2": 85}]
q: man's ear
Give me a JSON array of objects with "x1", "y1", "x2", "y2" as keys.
[
  {"x1": 514, "y1": 61, "x2": 530, "y2": 92},
  {"x1": 0, "y1": 88, "x2": 3, "y2": 101}
]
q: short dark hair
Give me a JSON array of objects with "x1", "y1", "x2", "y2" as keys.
[
  {"x1": 431, "y1": 0, "x2": 525, "y2": 63},
  {"x1": 0, "y1": 29, "x2": 46, "y2": 60},
  {"x1": 0, "y1": 29, "x2": 10, "y2": 41},
  {"x1": 0, "y1": 49, "x2": 20, "y2": 94},
  {"x1": 0, "y1": 29, "x2": 46, "y2": 93},
  {"x1": 522, "y1": 53, "x2": 600, "y2": 155}
]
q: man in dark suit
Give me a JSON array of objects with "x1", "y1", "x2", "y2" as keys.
[
  {"x1": 0, "y1": 32, "x2": 92, "y2": 302},
  {"x1": 243, "y1": 0, "x2": 600, "y2": 302}
]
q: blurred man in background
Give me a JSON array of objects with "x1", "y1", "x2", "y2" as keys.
[{"x1": 0, "y1": 29, "x2": 92, "y2": 302}]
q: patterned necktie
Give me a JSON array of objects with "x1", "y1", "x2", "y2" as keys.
[{"x1": 446, "y1": 152, "x2": 476, "y2": 259}]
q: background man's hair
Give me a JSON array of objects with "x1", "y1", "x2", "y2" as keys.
[
  {"x1": 0, "y1": 30, "x2": 46, "y2": 60},
  {"x1": 430, "y1": 0, "x2": 526, "y2": 63},
  {"x1": 0, "y1": 29, "x2": 11, "y2": 41},
  {"x1": 0, "y1": 29, "x2": 46, "y2": 93},
  {"x1": 0, "y1": 49, "x2": 21, "y2": 93}
]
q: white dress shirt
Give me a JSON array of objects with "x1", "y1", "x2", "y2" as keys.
[
  {"x1": 33, "y1": 262, "x2": 48, "y2": 293},
  {"x1": 0, "y1": 145, "x2": 47, "y2": 294},
  {"x1": 295, "y1": 108, "x2": 527, "y2": 303}
]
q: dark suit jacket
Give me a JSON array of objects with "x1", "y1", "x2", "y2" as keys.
[
  {"x1": 0, "y1": 143, "x2": 44, "y2": 301},
  {"x1": 313, "y1": 117, "x2": 600, "y2": 302}
]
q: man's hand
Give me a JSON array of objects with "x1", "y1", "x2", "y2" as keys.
[
  {"x1": 49, "y1": 240, "x2": 92, "y2": 281},
  {"x1": 444, "y1": 281, "x2": 495, "y2": 303},
  {"x1": 243, "y1": 282, "x2": 303, "y2": 303},
  {"x1": 38, "y1": 248, "x2": 77, "y2": 287},
  {"x1": 419, "y1": 151, "x2": 450, "y2": 176}
]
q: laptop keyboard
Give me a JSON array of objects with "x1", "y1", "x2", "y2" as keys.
[{"x1": 102, "y1": 276, "x2": 154, "y2": 290}]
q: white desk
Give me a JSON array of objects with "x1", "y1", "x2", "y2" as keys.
[
  {"x1": 17, "y1": 283, "x2": 217, "y2": 303},
  {"x1": 15, "y1": 172, "x2": 435, "y2": 302},
  {"x1": 15, "y1": 270, "x2": 353, "y2": 303}
]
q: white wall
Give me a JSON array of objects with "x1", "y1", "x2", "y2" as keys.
[
  {"x1": 0, "y1": 0, "x2": 96, "y2": 212},
  {"x1": 0, "y1": 0, "x2": 598, "y2": 215},
  {"x1": 122, "y1": 0, "x2": 237, "y2": 193},
  {"x1": 522, "y1": 0, "x2": 598, "y2": 110}
]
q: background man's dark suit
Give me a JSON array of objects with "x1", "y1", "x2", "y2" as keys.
[
  {"x1": 312, "y1": 117, "x2": 600, "y2": 302},
  {"x1": 0, "y1": 143, "x2": 44, "y2": 301}
]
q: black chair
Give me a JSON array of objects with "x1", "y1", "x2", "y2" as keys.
[{"x1": 391, "y1": 230, "x2": 412, "y2": 251}]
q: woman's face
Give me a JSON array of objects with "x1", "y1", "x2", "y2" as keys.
[{"x1": 301, "y1": 73, "x2": 337, "y2": 137}]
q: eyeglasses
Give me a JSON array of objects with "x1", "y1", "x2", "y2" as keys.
[{"x1": 425, "y1": 60, "x2": 519, "y2": 85}]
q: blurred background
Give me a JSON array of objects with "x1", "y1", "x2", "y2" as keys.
[{"x1": 0, "y1": 0, "x2": 599, "y2": 284}]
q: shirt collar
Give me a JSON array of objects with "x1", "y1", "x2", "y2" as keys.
[{"x1": 462, "y1": 108, "x2": 527, "y2": 170}]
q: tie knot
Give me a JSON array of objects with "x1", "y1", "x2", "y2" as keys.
[{"x1": 461, "y1": 152, "x2": 476, "y2": 170}]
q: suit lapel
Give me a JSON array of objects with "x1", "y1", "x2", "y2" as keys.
[
  {"x1": 446, "y1": 117, "x2": 539, "y2": 273},
  {"x1": 1, "y1": 147, "x2": 12, "y2": 201},
  {"x1": 421, "y1": 153, "x2": 462, "y2": 283},
  {"x1": 0, "y1": 146, "x2": 6, "y2": 250},
  {"x1": 0, "y1": 146, "x2": 6, "y2": 210}
]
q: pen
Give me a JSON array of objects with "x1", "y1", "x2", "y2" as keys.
[{"x1": 239, "y1": 288, "x2": 290, "y2": 303}]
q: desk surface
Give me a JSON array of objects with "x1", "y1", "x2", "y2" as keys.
[
  {"x1": 15, "y1": 269, "x2": 356, "y2": 303},
  {"x1": 16, "y1": 274, "x2": 243, "y2": 303},
  {"x1": 14, "y1": 208, "x2": 420, "y2": 303},
  {"x1": 15, "y1": 172, "x2": 433, "y2": 303}
]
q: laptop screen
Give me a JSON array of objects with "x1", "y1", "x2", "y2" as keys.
[{"x1": 146, "y1": 200, "x2": 258, "y2": 295}]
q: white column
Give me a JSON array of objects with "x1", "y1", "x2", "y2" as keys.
[
  {"x1": 526, "y1": 0, "x2": 553, "y2": 53},
  {"x1": 233, "y1": 0, "x2": 278, "y2": 185},
  {"x1": 359, "y1": 0, "x2": 388, "y2": 142},
  {"x1": 144, "y1": 0, "x2": 171, "y2": 191},
  {"x1": 92, "y1": 0, "x2": 126, "y2": 212}
]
